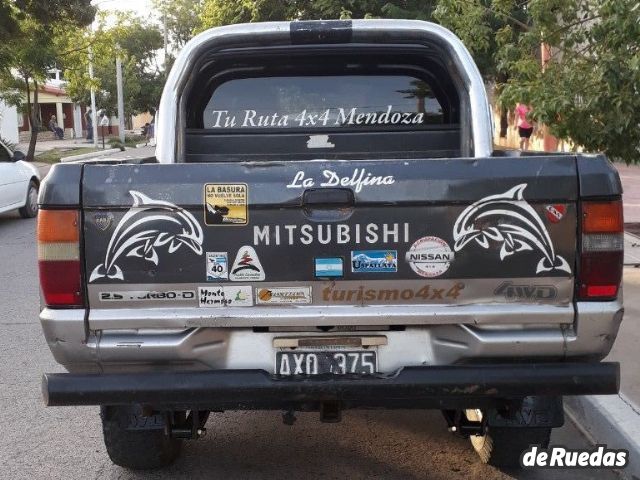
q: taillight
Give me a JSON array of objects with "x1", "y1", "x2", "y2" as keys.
[
  {"x1": 578, "y1": 200, "x2": 623, "y2": 300},
  {"x1": 37, "y1": 210, "x2": 84, "y2": 307}
]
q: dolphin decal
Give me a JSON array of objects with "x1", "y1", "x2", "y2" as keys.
[
  {"x1": 89, "y1": 191, "x2": 204, "y2": 282},
  {"x1": 452, "y1": 184, "x2": 571, "y2": 274}
]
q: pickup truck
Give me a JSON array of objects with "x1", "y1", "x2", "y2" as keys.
[{"x1": 38, "y1": 19, "x2": 623, "y2": 470}]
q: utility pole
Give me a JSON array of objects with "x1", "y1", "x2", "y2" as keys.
[
  {"x1": 115, "y1": 44, "x2": 125, "y2": 143},
  {"x1": 88, "y1": 48, "x2": 98, "y2": 148},
  {"x1": 163, "y1": 1, "x2": 169, "y2": 76}
]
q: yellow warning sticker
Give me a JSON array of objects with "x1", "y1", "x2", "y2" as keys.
[{"x1": 204, "y1": 184, "x2": 248, "y2": 226}]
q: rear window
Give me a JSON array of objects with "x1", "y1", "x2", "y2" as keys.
[
  {"x1": 184, "y1": 50, "x2": 463, "y2": 161},
  {"x1": 203, "y1": 75, "x2": 446, "y2": 131}
]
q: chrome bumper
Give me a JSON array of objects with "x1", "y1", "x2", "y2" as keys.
[{"x1": 40, "y1": 300, "x2": 624, "y2": 374}]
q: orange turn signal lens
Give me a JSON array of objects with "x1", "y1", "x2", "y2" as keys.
[
  {"x1": 582, "y1": 201, "x2": 623, "y2": 233},
  {"x1": 37, "y1": 210, "x2": 79, "y2": 243}
]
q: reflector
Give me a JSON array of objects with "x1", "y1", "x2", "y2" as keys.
[
  {"x1": 37, "y1": 209, "x2": 84, "y2": 308},
  {"x1": 37, "y1": 210, "x2": 79, "y2": 242},
  {"x1": 578, "y1": 200, "x2": 623, "y2": 301},
  {"x1": 582, "y1": 201, "x2": 623, "y2": 233}
]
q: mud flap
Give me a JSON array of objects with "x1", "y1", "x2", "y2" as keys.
[{"x1": 487, "y1": 396, "x2": 564, "y2": 428}]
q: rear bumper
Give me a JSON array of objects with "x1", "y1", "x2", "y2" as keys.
[{"x1": 43, "y1": 362, "x2": 620, "y2": 410}]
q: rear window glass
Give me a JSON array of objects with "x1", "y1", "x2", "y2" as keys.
[{"x1": 202, "y1": 75, "x2": 445, "y2": 130}]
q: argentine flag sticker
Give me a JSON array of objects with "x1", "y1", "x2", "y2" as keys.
[{"x1": 315, "y1": 257, "x2": 344, "y2": 278}]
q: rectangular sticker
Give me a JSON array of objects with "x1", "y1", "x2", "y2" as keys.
[
  {"x1": 351, "y1": 250, "x2": 398, "y2": 273},
  {"x1": 206, "y1": 252, "x2": 228, "y2": 281},
  {"x1": 315, "y1": 257, "x2": 343, "y2": 278},
  {"x1": 204, "y1": 183, "x2": 248, "y2": 226},
  {"x1": 256, "y1": 286, "x2": 312, "y2": 305},
  {"x1": 100, "y1": 291, "x2": 196, "y2": 302},
  {"x1": 198, "y1": 285, "x2": 253, "y2": 307}
]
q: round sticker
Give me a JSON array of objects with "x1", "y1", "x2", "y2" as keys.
[
  {"x1": 406, "y1": 236, "x2": 454, "y2": 278},
  {"x1": 545, "y1": 204, "x2": 566, "y2": 223}
]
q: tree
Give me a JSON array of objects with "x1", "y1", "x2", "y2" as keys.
[
  {"x1": 0, "y1": 2, "x2": 95, "y2": 160},
  {"x1": 60, "y1": 13, "x2": 165, "y2": 124},
  {"x1": 436, "y1": 0, "x2": 640, "y2": 163},
  {"x1": 0, "y1": 1, "x2": 95, "y2": 58},
  {"x1": 152, "y1": 0, "x2": 204, "y2": 48},
  {"x1": 434, "y1": 1, "x2": 530, "y2": 137},
  {"x1": 197, "y1": 1, "x2": 436, "y2": 29},
  {"x1": 501, "y1": 0, "x2": 640, "y2": 163}
]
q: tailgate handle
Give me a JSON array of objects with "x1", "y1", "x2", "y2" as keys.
[{"x1": 302, "y1": 188, "x2": 354, "y2": 207}]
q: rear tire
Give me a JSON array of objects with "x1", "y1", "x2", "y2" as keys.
[
  {"x1": 18, "y1": 181, "x2": 38, "y2": 218},
  {"x1": 467, "y1": 409, "x2": 551, "y2": 468},
  {"x1": 101, "y1": 405, "x2": 182, "y2": 470}
]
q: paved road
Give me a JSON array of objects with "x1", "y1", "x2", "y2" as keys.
[{"x1": 0, "y1": 213, "x2": 619, "y2": 479}]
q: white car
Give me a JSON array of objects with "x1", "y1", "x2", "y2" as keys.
[{"x1": 0, "y1": 140, "x2": 40, "y2": 218}]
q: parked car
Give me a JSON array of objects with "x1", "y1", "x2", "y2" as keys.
[
  {"x1": 38, "y1": 20, "x2": 623, "y2": 470},
  {"x1": 0, "y1": 140, "x2": 40, "y2": 218}
]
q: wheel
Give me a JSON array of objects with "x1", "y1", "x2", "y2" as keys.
[
  {"x1": 18, "y1": 180, "x2": 38, "y2": 218},
  {"x1": 101, "y1": 405, "x2": 182, "y2": 470},
  {"x1": 466, "y1": 409, "x2": 551, "y2": 468}
]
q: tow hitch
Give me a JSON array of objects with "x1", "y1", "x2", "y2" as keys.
[
  {"x1": 442, "y1": 409, "x2": 484, "y2": 438},
  {"x1": 165, "y1": 410, "x2": 210, "y2": 439}
]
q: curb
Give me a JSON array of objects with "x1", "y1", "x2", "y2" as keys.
[
  {"x1": 60, "y1": 148, "x2": 121, "y2": 163},
  {"x1": 565, "y1": 393, "x2": 640, "y2": 479}
]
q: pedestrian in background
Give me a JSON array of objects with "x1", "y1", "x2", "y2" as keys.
[
  {"x1": 99, "y1": 110, "x2": 109, "y2": 148},
  {"x1": 515, "y1": 102, "x2": 534, "y2": 151},
  {"x1": 84, "y1": 108, "x2": 93, "y2": 142},
  {"x1": 48, "y1": 115, "x2": 64, "y2": 140}
]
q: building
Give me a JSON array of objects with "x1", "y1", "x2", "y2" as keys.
[
  {"x1": 2, "y1": 70, "x2": 121, "y2": 144},
  {"x1": 17, "y1": 81, "x2": 86, "y2": 142},
  {"x1": 0, "y1": 99, "x2": 19, "y2": 144}
]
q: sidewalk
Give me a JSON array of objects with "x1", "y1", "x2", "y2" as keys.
[
  {"x1": 565, "y1": 238, "x2": 640, "y2": 479},
  {"x1": 609, "y1": 267, "x2": 640, "y2": 403},
  {"x1": 32, "y1": 145, "x2": 155, "y2": 178},
  {"x1": 18, "y1": 138, "x2": 97, "y2": 155}
]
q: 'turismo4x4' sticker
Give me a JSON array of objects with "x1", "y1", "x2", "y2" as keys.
[{"x1": 204, "y1": 183, "x2": 248, "y2": 226}]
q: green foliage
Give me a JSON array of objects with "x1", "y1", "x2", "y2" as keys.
[
  {"x1": 60, "y1": 12, "x2": 165, "y2": 118},
  {"x1": 197, "y1": 1, "x2": 436, "y2": 28},
  {"x1": 109, "y1": 134, "x2": 145, "y2": 149},
  {"x1": 437, "y1": 0, "x2": 640, "y2": 163},
  {"x1": 0, "y1": 0, "x2": 96, "y2": 43},
  {"x1": 152, "y1": 0, "x2": 204, "y2": 47},
  {"x1": 0, "y1": 0, "x2": 95, "y2": 159},
  {"x1": 195, "y1": 0, "x2": 640, "y2": 162}
]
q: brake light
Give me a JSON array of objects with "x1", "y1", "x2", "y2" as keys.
[
  {"x1": 578, "y1": 200, "x2": 623, "y2": 300},
  {"x1": 37, "y1": 210, "x2": 84, "y2": 307}
]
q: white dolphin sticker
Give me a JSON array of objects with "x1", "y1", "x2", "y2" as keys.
[
  {"x1": 452, "y1": 184, "x2": 571, "y2": 274},
  {"x1": 89, "y1": 191, "x2": 204, "y2": 282}
]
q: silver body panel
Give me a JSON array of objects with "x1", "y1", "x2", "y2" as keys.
[
  {"x1": 41, "y1": 299, "x2": 623, "y2": 374},
  {"x1": 86, "y1": 303, "x2": 575, "y2": 329}
]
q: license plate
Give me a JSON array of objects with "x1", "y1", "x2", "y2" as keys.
[{"x1": 276, "y1": 351, "x2": 377, "y2": 375}]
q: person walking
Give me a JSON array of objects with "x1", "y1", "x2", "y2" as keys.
[
  {"x1": 99, "y1": 110, "x2": 110, "y2": 148},
  {"x1": 48, "y1": 115, "x2": 64, "y2": 140},
  {"x1": 84, "y1": 108, "x2": 93, "y2": 142},
  {"x1": 514, "y1": 103, "x2": 534, "y2": 151}
]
